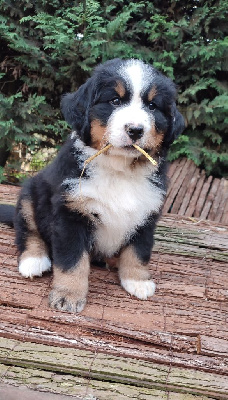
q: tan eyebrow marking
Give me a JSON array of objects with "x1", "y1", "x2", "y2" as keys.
[
  {"x1": 148, "y1": 86, "x2": 157, "y2": 102},
  {"x1": 115, "y1": 81, "x2": 126, "y2": 98}
]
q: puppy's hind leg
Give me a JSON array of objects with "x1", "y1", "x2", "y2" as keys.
[
  {"x1": 15, "y1": 198, "x2": 51, "y2": 278},
  {"x1": 49, "y1": 204, "x2": 92, "y2": 313}
]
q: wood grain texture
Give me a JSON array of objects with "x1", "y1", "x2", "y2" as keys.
[
  {"x1": 0, "y1": 173, "x2": 228, "y2": 398},
  {"x1": 165, "y1": 159, "x2": 228, "y2": 225},
  {"x1": 0, "y1": 363, "x2": 217, "y2": 400},
  {"x1": 0, "y1": 338, "x2": 227, "y2": 399}
]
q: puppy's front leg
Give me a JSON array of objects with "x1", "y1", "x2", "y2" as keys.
[
  {"x1": 118, "y1": 219, "x2": 157, "y2": 299},
  {"x1": 118, "y1": 246, "x2": 156, "y2": 300},
  {"x1": 49, "y1": 205, "x2": 92, "y2": 313},
  {"x1": 50, "y1": 253, "x2": 90, "y2": 313}
]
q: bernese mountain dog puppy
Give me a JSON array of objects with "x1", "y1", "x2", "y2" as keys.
[{"x1": 0, "y1": 59, "x2": 185, "y2": 313}]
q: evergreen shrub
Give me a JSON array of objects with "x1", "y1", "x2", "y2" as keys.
[{"x1": 0, "y1": 0, "x2": 227, "y2": 178}]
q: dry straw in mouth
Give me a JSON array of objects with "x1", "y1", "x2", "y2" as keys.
[
  {"x1": 82, "y1": 143, "x2": 157, "y2": 168},
  {"x1": 79, "y1": 143, "x2": 157, "y2": 190},
  {"x1": 132, "y1": 144, "x2": 157, "y2": 166}
]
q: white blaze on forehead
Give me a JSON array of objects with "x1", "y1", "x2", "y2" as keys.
[
  {"x1": 124, "y1": 62, "x2": 144, "y2": 99},
  {"x1": 119, "y1": 60, "x2": 154, "y2": 100}
]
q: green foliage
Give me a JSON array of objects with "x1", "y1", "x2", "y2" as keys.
[
  {"x1": 0, "y1": 0, "x2": 227, "y2": 176},
  {"x1": 0, "y1": 166, "x2": 4, "y2": 183}
]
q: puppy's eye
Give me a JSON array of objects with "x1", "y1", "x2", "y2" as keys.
[
  {"x1": 110, "y1": 97, "x2": 121, "y2": 106},
  {"x1": 149, "y1": 101, "x2": 157, "y2": 111}
]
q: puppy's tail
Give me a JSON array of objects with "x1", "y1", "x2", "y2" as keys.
[{"x1": 0, "y1": 204, "x2": 15, "y2": 227}]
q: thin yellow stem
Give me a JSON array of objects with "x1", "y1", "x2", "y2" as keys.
[
  {"x1": 79, "y1": 144, "x2": 112, "y2": 194},
  {"x1": 132, "y1": 144, "x2": 157, "y2": 166}
]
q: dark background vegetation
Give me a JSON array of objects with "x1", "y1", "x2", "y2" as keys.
[{"x1": 0, "y1": 0, "x2": 227, "y2": 181}]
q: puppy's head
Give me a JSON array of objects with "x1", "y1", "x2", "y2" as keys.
[{"x1": 61, "y1": 59, "x2": 185, "y2": 157}]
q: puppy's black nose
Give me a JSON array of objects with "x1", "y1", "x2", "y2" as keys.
[{"x1": 125, "y1": 124, "x2": 144, "y2": 142}]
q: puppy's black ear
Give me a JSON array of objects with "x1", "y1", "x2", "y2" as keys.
[
  {"x1": 165, "y1": 103, "x2": 185, "y2": 146},
  {"x1": 61, "y1": 77, "x2": 93, "y2": 142}
]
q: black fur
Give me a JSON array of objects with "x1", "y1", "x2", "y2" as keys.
[{"x1": 0, "y1": 204, "x2": 15, "y2": 227}]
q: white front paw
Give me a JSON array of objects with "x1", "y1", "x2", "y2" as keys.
[
  {"x1": 121, "y1": 278, "x2": 156, "y2": 300},
  {"x1": 19, "y1": 256, "x2": 51, "y2": 278}
]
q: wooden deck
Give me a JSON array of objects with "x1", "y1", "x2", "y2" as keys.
[
  {"x1": 164, "y1": 158, "x2": 228, "y2": 225},
  {"x1": 0, "y1": 161, "x2": 228, "y2": 399}
]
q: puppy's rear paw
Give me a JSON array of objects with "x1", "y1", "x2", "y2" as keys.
[
  {"x1": 121, "y1": 278, "x2": 156, "y2": 300},
  {"x1": 49, "y1": 288, "x2": 87, "y2": 313},
  {"x1": 19, "y1": 256, "x2": 51, "y2": 278}
]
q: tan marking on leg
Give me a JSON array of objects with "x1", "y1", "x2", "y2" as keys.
[
  {"x1": 19, "y1": 233, "x2": 51, "y2": 278},
  {"x1": 20, "y1": 199, "x2": 48, "y2": 259},
  {"x1": 20, "y1": 235, "x2": 48, "y2": 261},
  {"x1": 118, "y1": 246, "x2": 156, "y2": 300},
  {"x1": 115, "y1": 81, "x2": 126, "y2": 98},
  {"x1": 90, "y1": 119, "x2": 107, "y2": 150},
  {"x1": 148, "y1": 86, "x2": 157, "y2": 102},
  {"x1": 21, "y1": 199, "x2": 37, "y2": 231},
  {"x1": 49, "y1": 253, "x2": 90, "y2": 313},
  {"x1": 118, "y1": 246, "x2": 151, "y2": 281},
  {"x1": 19, "y1": 199, "x2": 51, "y2": 278}
]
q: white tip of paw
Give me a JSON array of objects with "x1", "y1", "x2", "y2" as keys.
[
  {"x1": 121, "y1": 278, "x2": 156, "y2": 300},
  {"x1": 19, "y1": 256, "x2": 52, "y2": 278}
]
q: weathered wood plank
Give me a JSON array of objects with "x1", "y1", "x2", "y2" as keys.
[
  {"x1": 0, "y1": 313, "x2": 227, "y2": 375},
  {"x1": 178, "y1": 167, "x2": 201, "y2": 215},
  {"x1": 215, "y1": 179, "x2": 228, "y2": 224},
  {"x1": 0, "y1": 338, "x2": 227, "y2": 399},
  {"x1": 166, "y1": 158, "x2": 187, "y2": 197},
  {"x1": 194, "y1": 176, "x2": 213, "y2": 218},
  {"x1": 200, "y1": 336, "x2": 228, "y2": 358},
  {"x1": 207, "y1": 178, "x2": 226, "y2": 223},
  {"x1": 0, "y1": 245, "x2": 227, "y2": 375},
  {"x1": 0, "y1": 384, "x2": 80, "y2": 400},
  {"x1": 0, "y1": 185, "x2": 228, "y2": 398},
  {"x1": 199, "y1": 178, "x2": 220, "y2": 220},
  {"x1": 163, "y1": 158, "x2": 192, "y2": 213},
  {"x1": 171, "y1": 162, "x2": 197, "y2": 214},
  {"x1": 185, "y1": 170, "x2": 206, "y2": 217},
  {"x1": 221, "y1": 196, "x2": 228, "y2": 225},
  {"x1": 154, "y1": 223, "x2": 228, "y2": 262},
  {"x1": 0, "y1": 364, "x2": 217, "y2": 400},
  {"x1": 167, "y1": 158, "x2": 182, "y2": 180}
]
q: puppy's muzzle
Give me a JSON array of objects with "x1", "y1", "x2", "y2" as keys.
[{"x1": 125, "y1": 124, "x2": 144, "y2": 142}]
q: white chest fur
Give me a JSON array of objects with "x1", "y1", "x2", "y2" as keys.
[{"x1": 64, "y1": 154, "x2": 165, "y2": 257}]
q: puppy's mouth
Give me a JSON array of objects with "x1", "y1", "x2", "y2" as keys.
[
  {"x1": 123, "y1": 144, "x2": 136, "y2": 149},
  {"x1": 110, "y1": 144, "x2": 139, "y2": 156},
  {"x1": 120, "y1": 144, "x2": 151, "y2": 154},
  {"x1": 109, "y1": 143, "x2": 156, "y2": 162}
]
